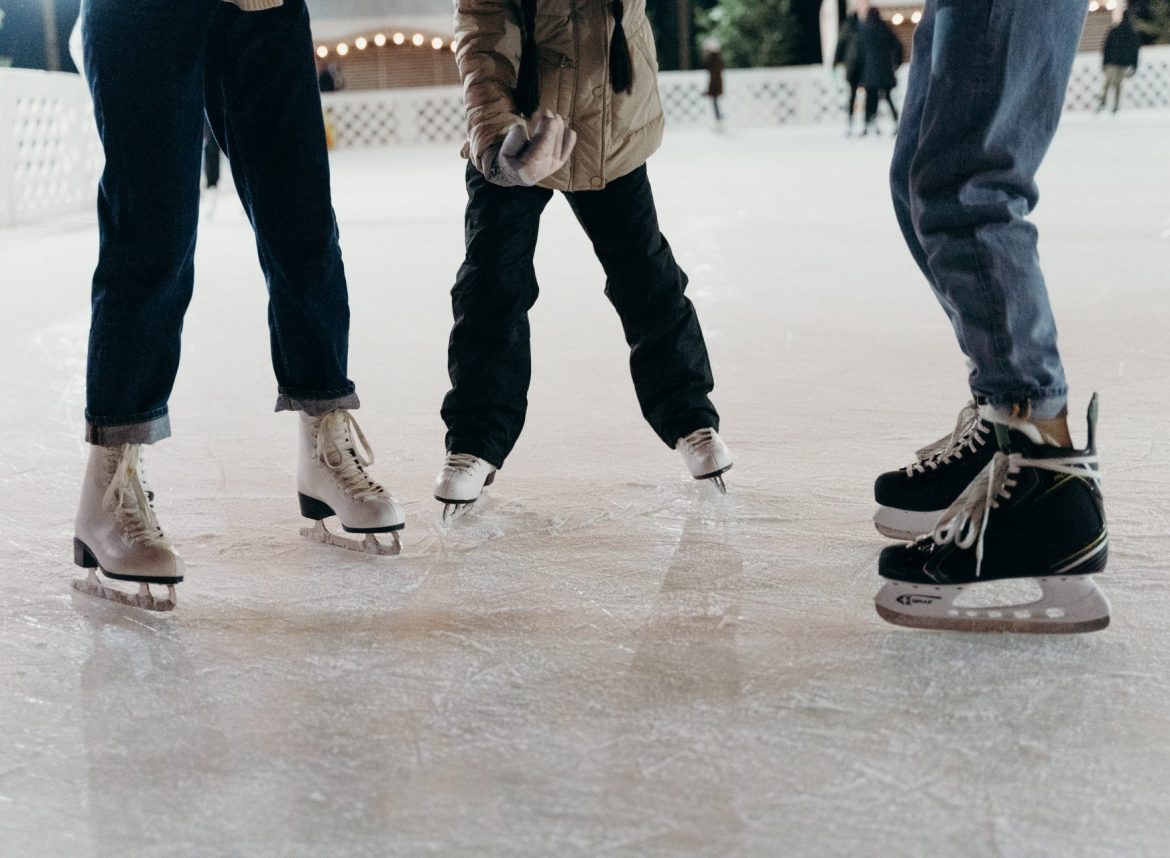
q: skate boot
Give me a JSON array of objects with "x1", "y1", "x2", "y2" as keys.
[
  {"x1": 875, "y1": 395, "x2": 1109, "y2": 634},
  {"x1": 73, "y1": 444, "x2": 183, "y2": 612},
  {"x1": 677, "y1": 428, "x2": 733, "y2": 493},
  {"x1": 434, "y1": 453, "x2": 496, "y2": 521},
  {"x1": 298, "y1": 410, "x2": 405, "y2": 556},
  {"x1": 873, "y1": 402, "x2": 1005, "y2": 539}
]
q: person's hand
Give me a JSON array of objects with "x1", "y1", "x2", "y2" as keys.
[{"x1": 485, "y1": 112, "x2": 577, "y2": 187}]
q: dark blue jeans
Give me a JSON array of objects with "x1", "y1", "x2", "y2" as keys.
[
  {"x1": 82, "y1": 0, "x2": 357, "y2": 445},
  {"x1": 890, "y1": 0, "x2": 1085, "y2": 420}
]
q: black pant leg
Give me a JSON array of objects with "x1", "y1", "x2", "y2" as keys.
[
  {"x1": 82, "y1": 0, "x2": 218, "y2": 442},
  {"x1": 564, "y1": 165, "x2": 719, "y2": 448},
  {"x1": 883, "y1": 90, "x2": 900, "y2": 123},
  {"x1": 202, "y1": 121, "x2": 221, "y2": 188},
  {"x1": 440, "y1": 163, "x2": 553, "y2": 467},
  {"x1": 865, "y1": 87, "x2": 880, "y2": 123},
  {"x1": 205, "y1": 0, "x2": 357, "y2": 410}
]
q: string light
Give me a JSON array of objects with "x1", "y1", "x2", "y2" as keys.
[
  {"x1": 336, "y1": 42, "x2": 349, "y2": 56},
  {"x1": 355, "y1": 36, "x2": 368, "y2": 50},
  {"x1": 431, "y1": 36, "x2": 444, "y2": 50},
  {"x1": 1106, "y1": 0, "x2": 1118, "y2": 8},
  {"x1": 450, "y1": 41, "x2": 458, "y2": 53},
  {"x1": 393, "y1": 32, "x2": 406, "y2": 45},
  {"x1": 316, "y1": 45, "x2": 328, "y2": 58},
  {"x1": 412, "y1": 33, "x2": 425, "y2": 47},
  {"x1": 892, "y1": 13, "x2": 904, "y2": 25},
  {"x1": 910, "y1": 11, "x2": 922, "y2": 23},
  {"x1": 374, "y1": 33, "x2": 387, "y2": 46}
]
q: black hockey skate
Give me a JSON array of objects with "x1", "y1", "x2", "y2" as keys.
[
  {"x1": 873, "y1": 402, "x2": 1004, "y2": 540},
  {"x1": 875, "y1": 395, "x2": 1109, "y2": 634}
]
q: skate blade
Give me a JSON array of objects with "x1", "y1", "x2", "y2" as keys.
[
  {"x1": 300, "y1": 521, "x2": 402, "y2": 556},
  {"x1": 441, "y1": 501, "x2": 475, "y2": 524},
  {"x1": 710, "y1": 474, "x2": 728, "y2": 495},
  {"x1": 71, "y1": 570, "x2": 176, "y2": 612},
  {"x1": 872, "y1": 506, "x2": 943, "y2": 541},
  {"x1": 874, "y1": 575, "x2": 1110, "y2": 634}
]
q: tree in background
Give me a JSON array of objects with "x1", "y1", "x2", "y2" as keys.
[
  {"x1": 1132, "y1": 0, "x2": 1170, "y2": 43},
  {"x1": 696, "y1": 0, "x2": 826, "y2": 67}
]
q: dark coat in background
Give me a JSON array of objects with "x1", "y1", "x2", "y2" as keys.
[
  {"x1": 704, "y1": 49, "x2": 725, "y2": 98},
  {"x1": 833, "y1": 13, "x2": 864, "y2": 86},
  {"x1": 857, "y1": 10, "x2": 903, "y2": 91},
  {"x1": 1103, "y1": 17, "x2": 1140, "y2": 69}
]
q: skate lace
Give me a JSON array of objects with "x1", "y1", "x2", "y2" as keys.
[
  {"x1": 315, "y1": 410, "x2": 386, "y2": 503},
  {"x1": 930, "y1": 450, "x2": 1100, "y2": 578},
  {"x1": 444, "y1": 453, "x2": 483, "y2": 475},
  {"x1": 905, "y1": 403, "x2": 989, "y2": 476},
  {"x1": 681, "y1": 428, "x2": 717, "y2": 456},
  {"x1": 101, "y1": 445, "x2": 167, "y2": 546}
]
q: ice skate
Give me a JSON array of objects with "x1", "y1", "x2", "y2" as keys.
[
  {"x1": 873, "y1": 402, "x2": 999, "y2": 539},
  {"x1": 298, "y1": 410, "x2": 405, "y2": 556},
  {"x1": 72, "y1": 444, "x2": 182, "y2": 612},
  {"x1": 875, "y1": 396, "x2": 1109, "y2": 634},
  {"x1": 677, "y1": 428, "x2": 732, "y2": 493},
  {"x1": 434, "y1": 453, "x2": 496, "y2": 522}
]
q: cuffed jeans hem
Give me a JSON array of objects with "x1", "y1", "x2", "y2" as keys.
[
  {"x1": 662, "y1": 411, "x2": 721, "y2": 449},
  {"x1": 274, "y1": 389, "x2": 360, "y2": 416},
  {"x1": 444, "y1": 439, "x2": 506, "y2": 470},
  {"x1": 977, "y1": 389, "x2": 1068, "y2": 422},
  {"x1": 86, "y1": 412, "x2": 171, "y2": 446}
]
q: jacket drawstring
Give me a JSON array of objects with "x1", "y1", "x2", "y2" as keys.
[
  {"x1": 516, "y1": 0, "x2": 540, "y2": 116},
  {"x1": 609, "y1": 0, "x2": 633, "y2": 94}
]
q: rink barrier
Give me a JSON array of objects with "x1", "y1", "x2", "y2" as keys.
[{"x1": 3, "y1": 47, "x2": 1170, "y2": 225}]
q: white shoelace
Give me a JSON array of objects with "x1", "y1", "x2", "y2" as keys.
[
  {"x1": 905, "y1": 403, "x2": 989, "y2": 476},
  {"x1": 315, "y1": 411, "x2": 386, "y2": 503},
  {"x1": 101, "y1": 444, "x2": 167, "y2": 546},
  {"x1": 681, "y1": 428, "x2": 718, "y2": 457},
  {"x1": 930, "y1": 450, "x2": 1100, "y2": 578},
  {"x1": 443, "y1": 452, "x2": 483, "y2": 474}
]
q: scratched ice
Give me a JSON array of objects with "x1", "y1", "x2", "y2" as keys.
[{"x1": 2, "y1": 113, "x2": 1169, "y2": 856}]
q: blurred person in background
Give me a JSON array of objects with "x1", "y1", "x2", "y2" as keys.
[
  {"x1": 835, "y1": 1, "x2": 903, "y2": 136},
  {"x1": 702, "y1": 36, "x2": 725, "y2": 127},
  {"x1": 1100, "y1": 8, "x2": 1140, "y2": 114}
]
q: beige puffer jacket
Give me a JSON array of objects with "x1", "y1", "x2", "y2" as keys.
[{"x1": 455, "y1": 0, "x2": 665, "y2": 192}]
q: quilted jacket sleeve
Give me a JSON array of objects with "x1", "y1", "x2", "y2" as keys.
[{"x1": 454, "y1": 0, "x2": 526, "y2": 171}]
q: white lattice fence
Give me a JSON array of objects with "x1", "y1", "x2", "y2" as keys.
[
  {"x1": 0, "y1": 68, "x2": 102, "y2": 227},
  {"x1": 2, "y1": 48, "x2": 1169, "y2": 224}
]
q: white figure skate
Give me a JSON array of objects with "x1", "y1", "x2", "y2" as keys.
[
  {"x1": 434, "y1": 453, "x2": 496, "y2": 522},
  {"x1": 73, "y1": 444, "x2": 182, "y2": 612},
  {"x1": 677, "y1": 428, "x2": 733, "y2": 493},
  {"x1": 298, "y1": 410, "x2": 405, "y2": 555}
]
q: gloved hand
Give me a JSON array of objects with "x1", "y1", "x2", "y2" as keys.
[{"x1": 484, "y1": 111, "x2": 577, "y2": 187}]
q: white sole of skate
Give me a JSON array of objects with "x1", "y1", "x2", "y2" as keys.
[
  {"x1": 300, "y1": 521, "x2": 402, "y2": 556},
  {"x1": 875, "y1": 575, "x2": 1110, "y2": 634},
  {"x1": 873, "y1": 506, "x2": 944, "y2": 541},
  {"x1": 71, "y1": 569, "x2": 177, "y2": 612}
]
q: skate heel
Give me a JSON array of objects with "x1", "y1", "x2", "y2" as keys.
[
  {"x1": 73, "y1": 537, "x2": 98, "y2": 569},
  {"x1": 298, "y1": 493, "x2": 335, "y2": 521}
]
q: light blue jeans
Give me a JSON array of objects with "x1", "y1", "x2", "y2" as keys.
[{"x1": 891, "y1": 0, "x2": 1086, "y2": 420}]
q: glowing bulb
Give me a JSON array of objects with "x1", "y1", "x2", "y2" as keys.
[
  {"x1": 316, "y1": 45, "x2": 328, "y2": 58},
  {"x1": 432, "y1": 37, "x2": 444, "y2": 50},
  {"x1": 355, "y1": 36, "x2": 368, "y2": 50},
  {"x1": 1089, "y1": 1, "x2": 1100, "y2": 8},
  {"x1": 393, "y1": 32, "x2": 406, "y2": 45},
  {"x1": 450, "y1": 41, "x2": 458, "y2": 53},
  {"x1": 374, "y1": 33, "x2": 387, "y2": 47},
  {"x1": 336, "y1": 42, "x2": 348, "y2": 56},
  {"x1": 911, "y1": 11, "x2": 922, "y2": 23},
  {"x1": 892, "y1": 13, "x2": 904, "y2": 25},
  {"x1": 1106, "y1": 0, "x2": 1118, "y2": 9},
  {"x1": 412, "y1": 33, "x2": 425, "y2": 47}
]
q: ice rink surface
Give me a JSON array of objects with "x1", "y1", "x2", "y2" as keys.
[{"x1": 2, "y1": 111, "x2": 1169, "y2": 857}]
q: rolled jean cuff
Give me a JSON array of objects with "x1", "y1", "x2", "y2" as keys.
[
  {"x1": 274, "y1": 387, "x2": 360, "y2": 416},
  {"x1": 86, "y1": 411, "x2": 171, "y2": 446},
  {"x1": 977, "y1": 389, "x2": 1068, "y2": 422}
]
